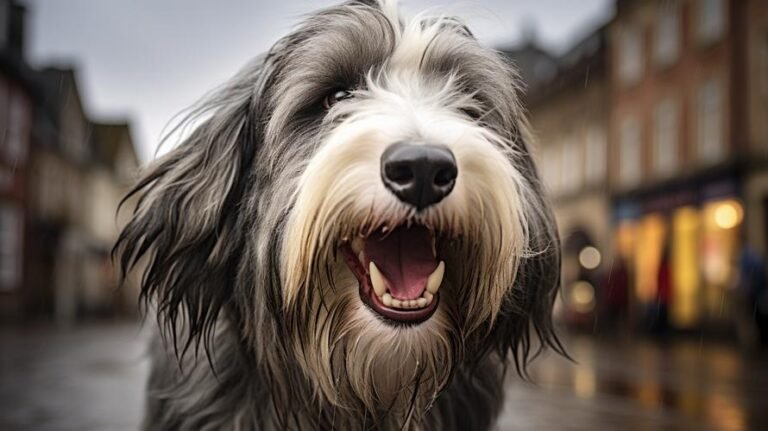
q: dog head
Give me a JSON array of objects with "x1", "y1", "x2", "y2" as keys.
[{"x1": 116, "y1": 0, "x2": 562, "y2": 427}]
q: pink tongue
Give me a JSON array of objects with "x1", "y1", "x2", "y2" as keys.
[{"x1": 364, "y1": 225, "x2": 438, "y2": 300}]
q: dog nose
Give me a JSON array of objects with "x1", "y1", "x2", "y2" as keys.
[{"x1": 380, "y1": 142, "x2": 458, "y2": 210}]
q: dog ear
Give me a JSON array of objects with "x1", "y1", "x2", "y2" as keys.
[
  {"x1": 113, "y1": 59, "x2": 265, "y2": 358},
  {"x1": 490, "y1": 127, "x2": 568, "y2": 378}
]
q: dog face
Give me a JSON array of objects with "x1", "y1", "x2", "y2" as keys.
[{"x1": 116, "y1": 0, "x2": 561, "y2": 426}]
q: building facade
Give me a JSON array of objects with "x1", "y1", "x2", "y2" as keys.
[
  {"x1": 505, "y1": 0, "x2": 768, "y2": 334},
  {"x1": 0, "y1": 0, "x2": 33, "y2": 318},
  {"x1": 502, "y1": 29, "x2": 611, "y2": 325},
  {"x1": 0, "y1": 0, "x2": 141, "y2": 323},
  {"x1": 609, "y1": 0, "x2": 768, "y2": 332}
]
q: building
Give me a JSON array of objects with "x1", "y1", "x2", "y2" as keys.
[
  {"x1": 609, "y1": 0, "x2": 768, "y2": 332},
  {"x1": 0, "y1": 0, "x2": 141, "y2": 323},
  {"x1": 501, "y1": 28, "x2": 611, "y2": 325},
  {"x1": 0, "y1": 0, "x2": 33, "y2": 318},
  {"x1": 504, "y1": 0, "x2": 768, "y2": 334}
]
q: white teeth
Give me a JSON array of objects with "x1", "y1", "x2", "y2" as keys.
[
  {"x1": 423, "y1": 291, "x2": 433, "y2": 303},
  {"x1": 426, "y1": 261, "x2": 445, "y2": 294},
  {"x1": 370, "y1": 261, "x2": 443, "y2": 310},
  {"x1": 369, "y1": 262, "x2": 387, "y2": 296}
]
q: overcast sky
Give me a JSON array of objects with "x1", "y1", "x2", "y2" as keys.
[{"x1": 20, "y1": 0, "x2": 612, "y2": 161}]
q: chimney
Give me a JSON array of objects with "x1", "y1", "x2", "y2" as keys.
[{"x1": 0, "y1": 0, "x2": 25, "y2": 57}]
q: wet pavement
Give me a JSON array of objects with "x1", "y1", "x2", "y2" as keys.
[{"x1": 1, "y1": 322, "x2": 766, "y2": 430}]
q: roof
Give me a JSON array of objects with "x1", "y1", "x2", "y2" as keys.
[
  {"x1": 90, "y1": 121, "x2": 138, "y2": 170},
  {"x1": 497, "y1": 23, "x2": 608, "y2": 106}
]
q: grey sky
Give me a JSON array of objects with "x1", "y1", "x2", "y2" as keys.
[{"x1": 20, "y1": 0, "x2": 612, "y2": 161}]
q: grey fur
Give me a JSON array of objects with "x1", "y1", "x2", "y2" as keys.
[{"x1": 114, "y1": 1, "x2": 564, "y2": 430}]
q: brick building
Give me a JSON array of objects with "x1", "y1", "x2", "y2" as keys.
[
  {"x1": 0, "y1": 0, "x2": 141, "y2": 323},
  {"x1": 0, "y1": 0, "x2": 33, "y2": 318},
  {"x1": 501, "y1": 28, "x2": 611, "y2": 324},
  {"x1": 505, "y1": 0, "x2": 768, "y2": 333},
  {"x1": 609, "y1": 0, "x2": 768, "y2": 331}
]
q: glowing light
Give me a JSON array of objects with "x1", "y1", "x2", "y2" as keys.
[
  {"x1": 578, "y1": 246, "x2": 602, "y2": 270},
  {"x1": 713, "y1": 201, "x2": 743, "y2": 230},
  {"x1": 570, "y1": 281, "x2": 595, "y2": 313}
]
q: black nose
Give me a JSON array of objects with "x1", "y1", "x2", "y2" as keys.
[{"x1": 380, "y1": 143, "x2": 458, "y2": 210}]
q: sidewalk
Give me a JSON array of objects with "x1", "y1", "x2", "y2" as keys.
[{"x1": 1, "y1": 323, "x2": 766, "y2": 430}]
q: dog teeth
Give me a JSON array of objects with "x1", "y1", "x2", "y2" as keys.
[
  {"x1": 426, "y1": 261, "x2": 444, "y2": 294},
  {"x1": 369, "y1": 262, "x2": 388, "y2": 296},
  {"x1": 423, "y1": 291, "x2": 434, "y2": 303},
  {"x1": 369, "y1": 261, "x2": 443, "y2": 310}
]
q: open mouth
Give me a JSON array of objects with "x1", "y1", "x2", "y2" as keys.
[{"x1": 342, "y1": 224, "x2": 443, "y2": 324}]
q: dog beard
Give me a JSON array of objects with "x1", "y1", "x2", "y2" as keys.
[
  {"x1": 115, "y1": 1, "x2": 563, "y2": 429},
  {"x1": 280, "y1": 77, "x2": 534, "y2": 420}
]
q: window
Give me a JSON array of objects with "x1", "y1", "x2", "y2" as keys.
[
  {"x1": 697, "y1": 79, "x2": 724, "y2": 163},
  {"x1": 0, "y1": 77, "x2": 7, "y2": 154},
  {"x1": 618, "y1": 24, "x2": 644, "y2": 85},
  {"x1": 620, "y1": 117, "x2": 642, "y2": 186},
  {"x1": 3, "y1": 90, "x2": 29, "y2": 165},
  {"x1": 585, "y1": 126, "x2": 606, "y2": 184},
  {"x1": 698, "y1": 0, "x2": 725, "y2": 44},
  {"x1": 0, "y1": 2, "x2": 8, "y2": 49},
  {"x1": 0, "y1": 204, "x2": 22, "y2": 291},
  {"x1": 655, "y1": 2, "x2": 680, "y2": 67},
  {"x1": 653, "y1": 99, "x2": 679, "y2": 176},
  {"x1": 561, "y1": 138, "x2": 582, "y2": 193},
  {"x1": 762, "y1": 34, "x2": 768, "y2": 98},
  {"x1": 540, "y1": 146, "x2": 561, "y2": 194}
]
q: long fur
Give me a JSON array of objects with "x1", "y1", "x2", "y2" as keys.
[{"x1": 114, "y1": 1, "x2": 565, "y2": 430}]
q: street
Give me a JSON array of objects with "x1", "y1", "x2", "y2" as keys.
[{"x1": 1, "y1": 322, "x2": 766, "y2": 431}]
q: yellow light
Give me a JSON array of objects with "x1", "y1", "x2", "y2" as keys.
[
  {"x1": 578, "y1": 246, "x2": 602, "y2": 270},
  {"x1": 713, "y1": 201, "x2": 743, "y2": 230},
  {"x1": 570, "y1": 281, "x2": 595, "y2": 312}
]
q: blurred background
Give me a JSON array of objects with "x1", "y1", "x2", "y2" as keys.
[{"x1": 1, "y1": 0, "x2": 767, "y2": 430}]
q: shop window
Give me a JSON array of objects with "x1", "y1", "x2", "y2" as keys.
[
  {"x1": 696, "y1": 78, "x2": 724, "y2": 163},
  {"x1": 701, "y1": 199, "x2": 743, "y2": 319},
  {"x1": 620, "y1": 116, "x2": 642, "y2": 186},
  {"x1": 671, "y1": 206, "x2": 701, "y2": 328},
  {"x1": 697, "y1": 0, "x2": 725, "y2": 44},
  {"x1": 585, "y1": 126, "x2": 606, "y2": 185},
  {"x1": 618, "y1": 24, "x2": 644, "y2": 86},
  {"x1": 634, "y1": 213, "x2": 667, "y2": 304},
  {"x1": 655, "y1": 1, "x2": 680, "y2": 67},
  {"x1": 653, "y1": 98, "x2": 679, "y2": 176},
  {"x1": 0, "y1": 204, "x2": 22, "y2": 291}
]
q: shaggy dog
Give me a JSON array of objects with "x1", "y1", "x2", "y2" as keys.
[{"x1": 115, "y1": 1, "x2": 564, "y2": 429}]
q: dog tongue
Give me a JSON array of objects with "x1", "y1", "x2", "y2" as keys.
[{"x1": 364, "y1": 225, "x2": 438, "y2": 300}]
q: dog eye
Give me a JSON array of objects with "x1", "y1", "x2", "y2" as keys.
[{"x1": 323, "y1": 89, "x2": 353, "y2": 110}]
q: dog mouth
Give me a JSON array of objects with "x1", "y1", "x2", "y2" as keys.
[{"x1": 342, "y1": 224, "x2": 443, "y2": 324}]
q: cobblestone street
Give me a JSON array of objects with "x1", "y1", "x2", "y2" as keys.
[{"x1": 1, "y1": 323, "x2": 766, "y2": 430}]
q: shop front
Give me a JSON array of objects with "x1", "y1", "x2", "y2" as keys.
[{"x1": 613, "y1": 179, "x2": 745, "y2": 333}]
